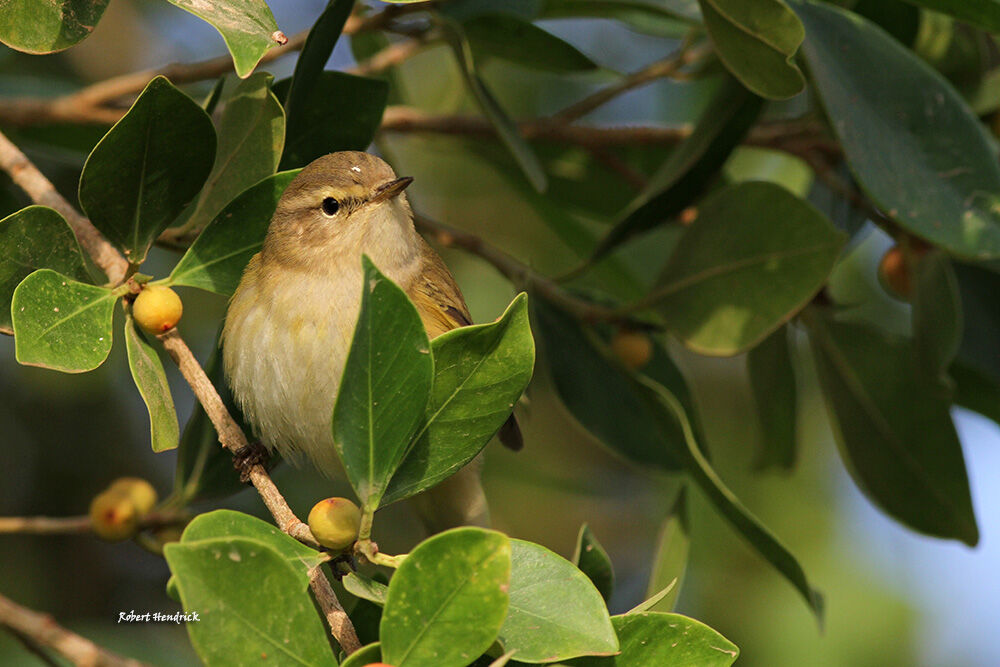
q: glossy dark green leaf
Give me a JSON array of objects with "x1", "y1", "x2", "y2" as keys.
[
  {"x1": 633, "y1": 375, "x2": 824, "y2": 622},
  {"x1": 275, "y1": 72, "x2": 388, "y2": 170},
  {"x1": 164, "y1": 538, "x2": 334, "y2": 666},
  {"x1": 795, "y1": 0, "x2": 1000, "y2": 259},
  {"x1": 463, "y1": 14, "x2": 597, "y2": 72},
  {"x1": 913, "y1": 250, "x2": 962, "y2": 389},
  {"x1": 540, "y1": 0, "x2": 701, "y2": 30},
  {"x1": 442, "y1": 20, "x2": 548, "y2": 192},
  {"x1": 653, "y1": 181, "x2": 845, "y2": 355},
  {"x1": 125, "y1": 314, "x2": 179, "y2": 453},
  {"x1": 533, "y1": 299, "x2": 683, "y2": 470},
  {"x1": 381, "y1": 528, "x2": 511, "y2": 667},
  {"x1": 383, "y1": 294, "x2": 535, "y2": 505},
  {"x1": 342, "y1": 571, "x2": 388, "y2": 606},
  {"x1": 163, "y1": 0, "x2": 284, "y2": 78},
  {"x1": 179, "y1": 509, "x2": 325, "y2": 571},
  {"x1": 12, "y1": 269, "x2": 115, "y2": 373},
  {"x1": 79, "y1": 76, "x2": 216, "y2": 264},
  {"x1": 698, "y1": 0, "x2": 805, "y2": 99},
  {"x1": 179, "y1": 73, "x2": 285, "y2": 235},
  {"x1": 169, "y1": 171, "x2": 299, "y2": 296},
  {"x1": 284, "y1": 0, "x2": 355, "y2": 136},
  {"x1": 333, "y1": 257, "x2": 433, "y2": 510},
  {"x1": 899, "y1": 0, "x2": 1000, "y2": 32},
  {"x1": 806, "y1": 310, "x2": 978, "y2": 545},
  {"x1": 572, "y1": 524, "x2": 614, "y2": 604},
  {"x1": 566, "y1": 612, "x2": 738, "y2": 666},
  {"x1": 0, "y1": 0, "x2": 109, "y2": 53},
  {"x1": 955, "y1": 262, "x2": 1000, "y2": 384},
  {"x1": 747, "y1": 326, "x2": 798, "y2": 470},
  {"x1": 644, "y1": 488, "x2": 689, "y2": 613},
  {"x1": 0, "y1": 206, "x2": 90, "y2": 333},
  {"x1": 499, "y1": 539, "x2": 618, "y2": 663},
  {"x1": 341, "y1": 643, "x2": 382, "y2": 667},
  {"x1": 591, "y1": 78, "x2": 762, "y2": 261}
]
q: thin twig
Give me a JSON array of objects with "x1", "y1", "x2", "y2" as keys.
[
  {"x1": 0, "y1": 516, "x2": 92, "y2": 535},
  {"x1": 0, "y1": 130, "x2": 129, "y2": 285},
  {"x1": 308, "y1": 567, "x2": 362, "y2": 654},
  {"x1": 5, "y1": 626, "x2": 62, "y2": 667},
  {"x1": 0, "y1": 593, "x2": 149, "y2": 667}
]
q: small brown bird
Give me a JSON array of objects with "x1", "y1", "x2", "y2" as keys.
[{"x1": 222, "y1": 151, "x2": 519, "y2": 530}]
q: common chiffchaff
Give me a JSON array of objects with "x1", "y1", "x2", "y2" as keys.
[{"x1": 222, "y1": 152, "x2": 520, "y2": 530}]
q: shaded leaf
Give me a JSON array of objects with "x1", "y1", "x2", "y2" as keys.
[
  {"x1": 164, "y1": 0, "x2": 284, "y2": 78},
  {"x1": 0, "y1": 0, "x2": 110, "y2": 53},
  {"x1": 540, "y1": 0, "x2": 701, "y2": 33},
  {"x1": 383, "y1": 294, "x2": 535, "y2": 505},
  {"x1": 284, "y1": 0, "x2": 357, "y2": 125},
  {"x1": 572, "y1": 524, "x2": 614, "y2": 604},
  {"x1": 463, "y1": 14, "x2": 597, "y2": 72},
  {"x1": 698, "y1": 0, "x2": 805, "y2": 99},
  {"x1": 169, "y1": 171, "x2": 299, "y2": 296},
  {"x1": 381, "y1": 528, "x2": 511, "y2": 667},
  {"x1": 747, "y1": 326, "x2": 798, "y2": 470},
  {"x1": 12, "y1": 269, "x2": 115, "y2": 373},
  {"x1": 79, "y1": 76, "x2": 216, "y2": 264},
  {"x1": 912, "y1": 250, "x2": 962, "y2": 389},
  {"x1": 952, "y1": 362, "x2": 1000, "y2": 427},
  {"x1": 653, "y1": 181, "x2": 845, "y2": 355},
  {"x1": 333, "y1": 257, "x2": 433, "y2": 510},
  {"x1": 342, "y1": 571, "x2": 388, "y2": 606},
  {"x1": 644, "y1": 488, "x2": 689, "y2": 613},
  {"x1": 341, "y1": 643, "x2": 382, "y2": 667},
  {"x1": 125, "y1": 314, "x2": 179, "y2": 453},
  {"x1": 0, "y1": 206, "x2": 90, "y2": 333},
  {"x1": 900, "y1": 0, "x2": 1000, "y2": 33},
  {"x1": 795, "y1": 0, "x2": 1000, "y2": 259},
  {"x1": 499, "y1": 539, "x2": 618, "y2": 663},
  {"x1": 805, "y1": 310, "x2": 979, "y2": 545}
]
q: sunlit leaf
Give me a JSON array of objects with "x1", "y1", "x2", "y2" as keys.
[
  {"x1": 125, "y1": 314, "x2": 179, "y2": 452},
  {"x1": 0, "y1": 0, "x2": 110, "y2": 53}
]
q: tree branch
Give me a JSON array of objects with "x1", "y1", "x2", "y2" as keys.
[
  {"x1": 0, "y1": 515, "x2": 92, "y2": 535},
  {"x1": 0, "y1": 593, "x2": 149, "y2": 667}
]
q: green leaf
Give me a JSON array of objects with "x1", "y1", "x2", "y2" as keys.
[
  {"x1": 164, "y1": 538, "x2": 335, "y2": 666},
  {"x1": 632, "y1": 375, "x2": 825, "y2": 622},
  {"x1": 11, "y1": 269, "x2": 115, "y2": 373},
  {"x1": 0, "y1": 206, "x2": 90, "y2": 333},
  {"x1": 952, "y1": 362, "x2": 1000, "y2": 427},
  {"x1": 382, "y1": 294, "x2": 535, "y2": 505},
  {"x1": 275, "y1": 72, "x2": 389, "y2": 170},
  {"x1": 747, "y1": 326, "x2": 798, "y2": 470},
  {"x1": 591, "y1": 78, "x2": 763, "y2": 261},
  {"x1": 912, "y1": 250, "x2": 962, "y2": 389},
  {"x1": 499, "y1": 539, "x2": 618, "y2": 663},
  {"x1": 169, "y1": 171, "x2": 299, "y2": 296},
  {"x1": 566, "y1": 612, "x2": 738, "y2": 666},
  {"x1": 795, "y1": 0, "x2": 1000, "y2": 259},
  {"x1": 163, "y1": 0, "x2": 284, "y2": 78},
  {"x1": 540, "y1": 0, "x2": 701, "y2": 32},
  {"x1": 79, "y1": 76, "x2": 217, "y2": 264},
  {"x1": 283, "y1": 0, "x2": 355, "y2": 126},
  {"x1": 333, "y1": 256, "x2": 433, "y2": 510},
  {"x1": 381, "y1": 527, "x2": 511, "y2": 667},
  {"x1": 463, "y1": 14, "x2": 598, "y2": 72},
  {"x1": 899, "y1": 0, "x2": 1000, "y2": 33},
  {"x1": 341, "y1": 643, "x2": 381, "y2": 667},
  {"x1": 653, "y1": 181, "x2": 845, "y2": 355},
  {"x1": 533, "y1": 300, "x2": 682, "y2": 470},
  {"x1": 442, "y1": 20, "x2": 548, "y2": 192},
  {"x1": 179, "y1": 509, "x2": 325, "y2": 572},
  {"x1": 955, "y1": 262, "x2": 1000, "y2": 384},
  {"x1": 179, "y1": 73, "x2": 285, "y2": 235},
  {"x1": 572, "y1": 524, "x2": 614, "y2": 604},
  {"x1": 342, "y1": 572, "x2": 388, "y2": 606},
  {"x1": 173, "y1": 332, "x2": 251, "y2": 502},
  {"x1": 0, "y1": 0, "x2": 110, "y2": 53},
  {"x1": 805, "y1": 310, "x2": 979, "y2": 545},
  {"x1": 644, "y1": 488, "x2": 689, "y2": 613},
  {"x1": 698, "y1": 0, "x2": 805, "y2": 99},
  {"x1": 125, "y1": 314, "x2": 179, "y2": 453}
]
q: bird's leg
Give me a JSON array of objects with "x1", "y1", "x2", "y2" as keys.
[{"x1": 232, "y1": 440, "x2": 271, "y2": 483}]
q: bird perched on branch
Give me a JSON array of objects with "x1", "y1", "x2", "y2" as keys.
[{"x1": 222, "y1": 151, "x2": 520, "y2": 531}]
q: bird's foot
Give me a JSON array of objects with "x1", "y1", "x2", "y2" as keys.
[{"x1": 233, "y1": 441, "x2": 270, "y2": 483}]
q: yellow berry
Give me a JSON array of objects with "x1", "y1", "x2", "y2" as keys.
[
  {"x1": 610, "y1": 329, "x2": 653, "y2": 370},
  {"x1": 107, "y1": 477, "x2": 158, "y2": 517},
  {"x1": 89, "y1": 491, "x2": 139, "y2": 542},
  {"x1": 133, "y1": 285, "x2": 183, "y2": 334},
  {"x1": 878, "y1": 246, "x2": 912, "y2": 301},
  {"x1": 308, "y1": 497, "x2": 362, "y2": 551}
]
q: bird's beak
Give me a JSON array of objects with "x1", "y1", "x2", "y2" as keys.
[{"x1": 370, "y1": 176, "x2": 414, "y2": 204}]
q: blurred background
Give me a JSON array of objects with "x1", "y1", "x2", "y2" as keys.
[{"x1": 1, "y1": 1, "x2": 998, "y2": 664}]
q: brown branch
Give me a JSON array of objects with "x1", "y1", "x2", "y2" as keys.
[
  {"x1": 0, "y1": 515, "x2": 92, "y2": 535},
  {"x1": 308, "y1": 566, "x2": 361, "y2": 654},
  {"x1": 0, "y1": 130, "x2": 129, "y2": 285},
  {"x1": 0, "y1": 593, "x2": 149, "y2": 667}
]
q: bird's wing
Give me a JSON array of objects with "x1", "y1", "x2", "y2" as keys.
[{"x1": 407, "y1": 239, "x2": 473, "y2": 338}]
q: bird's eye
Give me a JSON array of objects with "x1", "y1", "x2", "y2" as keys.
[{"x1": 321, "y1": 197, "x2": 340, "y2": 217}]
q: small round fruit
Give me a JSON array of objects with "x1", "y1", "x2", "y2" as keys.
[
  {"x1": 308, "y1": 497, "x2": 362, "y2": 551},
  {"x1": 133, "y1": 285, "x2": 183, "y2": 334},
  {"x1": 89, "y1": 491, "x2": 139, "y2": 542},
  {"x1": 107, "y1": 477, "x2": 158, "y2": 517},
  {"x1": 878, "y1": 245, "x2": 913, "y2": 301},
  {"x1": 610, "y1": 328, "x2": 653, "y2": 370}
]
